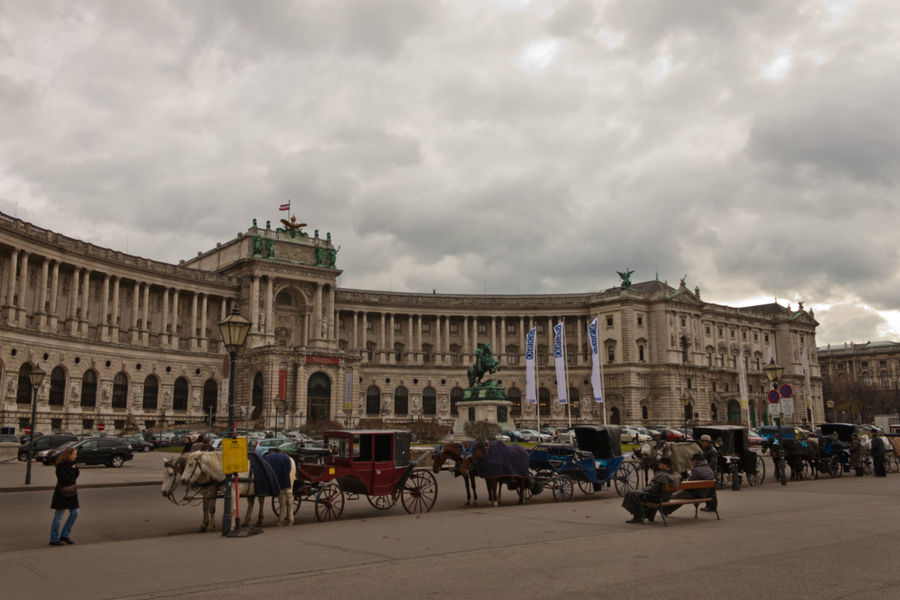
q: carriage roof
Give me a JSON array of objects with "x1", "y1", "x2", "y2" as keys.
[
  {"x1": 819, "y1": 423, "x2": 857, "y2": 441},
  {"x1": 322, "y1": 430, "x2": 412, "y2": 466},
  {"x1": 574, "y1": 425, "x2": 622, "y2": 458},
  {"x1": 693, "y1": 425, "x2": 749, "y2": 456}
]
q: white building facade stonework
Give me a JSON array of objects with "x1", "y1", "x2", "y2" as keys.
[{"x1": 0, "y1": 212, "x2": 824, "y2": 435}]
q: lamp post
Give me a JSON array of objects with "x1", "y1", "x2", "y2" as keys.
[
  {"x1": 24, "y1": 365, "x2": 46, "y2": 485},
  {"x1": 764, "y1": 358, "x2": 787, "y2": 486},
  {"x1": 218, "y1": 307, "x2": 251, "y2": 536}
]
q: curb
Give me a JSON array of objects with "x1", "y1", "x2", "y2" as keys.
[{"x1": 0, "y1": 481, "x2": 159, "y2": 494}]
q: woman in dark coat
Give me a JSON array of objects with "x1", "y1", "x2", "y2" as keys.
[{"x1": 50, "y1": 447, "x2": 79, "y2": 545}]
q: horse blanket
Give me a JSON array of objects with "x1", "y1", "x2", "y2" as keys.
[
  {"x1": 247, "y1": 452, "x2": 281, "y2": 496},
  {"x1": 476, "y1": 441, "x2": 530, "y2": 479},
  {"x1": 665, "y1": 442, "x2": 701, "y2": 475}
]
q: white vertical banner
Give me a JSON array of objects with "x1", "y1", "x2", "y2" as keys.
[
  {"x1": 802, "y1": 340, "x2": 813, "y2": 427},
  {"x1": 589, "y1": 317, "x2": 603, "y2": 403},
  {"x1": 738, "y1": 347, "x2": 749, "y2": 423},
  {"x1": 553, "y1": 322, "x2": 568, "y2": 405},
  {"x1": 525, "y1": 327, "x2": 537, "y2": 404}
]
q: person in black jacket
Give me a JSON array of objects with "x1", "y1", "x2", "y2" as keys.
[{"x1": 50, "y1": 447, "x2": 79, "y2": 546}]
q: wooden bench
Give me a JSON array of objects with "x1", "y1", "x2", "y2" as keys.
[{"x1": 638, "y1": 480, "x2": 719, "y2": 527}]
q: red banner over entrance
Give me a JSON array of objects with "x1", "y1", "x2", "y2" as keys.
[
  {"x1": 306, "y1": 355, "x2": 339, "y2": 365},
  {"x1": 278, "y1": 369, "x2": 287, "y2": 400}
]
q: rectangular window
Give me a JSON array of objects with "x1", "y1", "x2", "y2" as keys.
[
  {"x1": 607, "y1": 345, "x2": 615, "y2": 363},
  {"x1": 51, "y1": 418, "x2": 62, "y2": 430},
  {"x1": 339, "y1": 318, "x2": 344, "y2": 328},
  {"x1": 753, "y1": 332, "x2": 758, "y2": 341},
  {"x1": 114, "y1": 419, "x2": 125, "y2": 430},
  {"x1": 450, "y1": 322, "x2": 458, "y2": 334},
  {"x1": 537, "y1": 324, "x2": 545, "y2": 334},
  {"x1": 606, "y1": 316, "x2": 614, "y2": 327},
  {"x1": 730, "y1": 329, "x2": 735, "y2": 338},
  {"x1": 706, "y1": 326, "x2": 711, "y2": 335},
  {"x1": 712, "y1": 382, "x2": 717, "y2": 392},
  {"x1": 742, "y1": 331, "x2": 747, "y2": 339},
  {"x1": 366, "y1": 321, "x2": 373, "y2": 331},
  {"x1": 423, "y1": 322, "x2": 430, "y2": 333},
  {"x1": 764, "y1": 334, "x2": 769, "y2": 343},
  {"x1": 478, "y1": 323, "x2": 487, "y2": 334},
  {"x1": 82, "y1": 418, "x2": 93, "y2": 431},
  {"x1": 637, "y1": 316, "x2": 643, "y2": 326},
  {"x1": 680, "y1": 317, "x2": 686, "y2": 327},
  {"x1": 687, "y1": 378, "x2": 692, "y2": 389},
  {"x1": 507, "y1": 323, "x2": 516, "y2": 334},
  {"x1": 394, "y1": 321, "x2": 402, "y2": 332}
]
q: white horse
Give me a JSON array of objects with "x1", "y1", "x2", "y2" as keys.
[
  {"x1": 163, "y1": 452, "x2": 223, "y2": 532},
  {"x1": 180, "y1": 451, "x2": 296, "y2": 530}
]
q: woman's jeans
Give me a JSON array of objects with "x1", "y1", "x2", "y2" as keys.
[{"x1": 50, "y1": 508, "x2": 78, "y2": 542}]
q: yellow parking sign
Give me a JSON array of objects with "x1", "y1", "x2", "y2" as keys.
[{"x1": 221, "y1": 437, "x2": 248, "y2": 474}]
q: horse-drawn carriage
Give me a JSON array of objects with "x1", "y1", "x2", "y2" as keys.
[
  {"x1": 526, "y1": 425, "x2": 639, "y2": 501},
  {"x1": 693, "y1": 425, "x2": 765, "y2": 487},
  {"x1": 275, "y1": 429, "x2": 438, "y2": 521},
  {"x1": 816, "y1": 423, "x2": 856, "y2": 477}
]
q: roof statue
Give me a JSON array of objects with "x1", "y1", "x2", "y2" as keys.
[
  {"x1": 278, "y1": 215, "x2": 309, "y2": 238},
  {"x1": 617, "y1": 268, "x2": 634, "y2": 290}
]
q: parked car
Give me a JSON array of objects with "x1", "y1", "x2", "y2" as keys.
[
  {"x1": 151, "y1": 432, "x2": 175, "y2": 448},
  {"x1": 17, "y1": 433, "x2": 78, "y2": 462},
  {"x1": 125, "y1": 434, "x2": 154, "y2": 452},
  {"x1": 502, "y1": 430, "x2": 526, "y2": 442},
  {"x1": 518, "y1": 429, "x2": 552, "y2": 442},
  {"x1": 494, "y1": 432, "x2": 511, "y2": 442},
  {"x1": 748, "y1": 429, "x2": 764, "y2": 446},
  {"x1": 620, "y1": 427, "x2": 651, "y2": 444},
  {"x1": 42, "y1": 436, "x2": 134, "y2": 467},
  {"x1": 252, "y1": 437, "x2": 288, "y2": 456}
]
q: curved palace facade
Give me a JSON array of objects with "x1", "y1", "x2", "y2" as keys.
[{"x1": 0, "y1": 211, "x2": 824, "y2": 436}]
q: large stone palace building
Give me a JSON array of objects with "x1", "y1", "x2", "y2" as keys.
[
  {"x1": 0, "y1": 211, "x2": 824, "y2": 436},
  {"x1": 817, "y1": 341, "x2": 900, "y2": 423}
]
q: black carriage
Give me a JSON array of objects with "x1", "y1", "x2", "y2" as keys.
[
  {"x1": 816, "y1": 423, "x2": 857, "y2": 477},
  {"x1": 273, "y1": 429, "x2": 437, "y2": 521},
  {"x1": 526, "y1": 424, "x2": 639, "y2": 501},
  {"x1": 693, "y1": 425, "x2": 765, "y2": 487}
]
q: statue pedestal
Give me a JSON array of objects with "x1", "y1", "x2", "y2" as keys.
[{"x1": 453, "y1": 399, "x2": 515, "y2": 436}]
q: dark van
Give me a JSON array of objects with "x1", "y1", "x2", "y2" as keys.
[{"x1": 17, "y1": 433, "x2": 78, "y2": 462}]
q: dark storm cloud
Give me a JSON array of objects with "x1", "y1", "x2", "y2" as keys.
[{"x1": 1, "y1": 0, "x2": 900, "y2": 344}]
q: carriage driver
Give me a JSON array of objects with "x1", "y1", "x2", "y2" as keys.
[{"x1": 622, "y1": 457, "x2": 681, "y2": 524}]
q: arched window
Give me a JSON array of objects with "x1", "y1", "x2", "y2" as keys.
[
  {"x1": 507, "y1": 387, "x2": 521, "y2": 416},
  {"x1": 539, "y1": 387, "x2": 550, "y2": 416},
  {"x1": 710, "y1": 403, "x2": 718, "y2": 422},
  {"x1": 16, "y1": 363, "x2": 33, "y2": 404},
  {"x1": 173, "y1": 377, "x2": 189, "y2": 411},
  {"x1": 606, "y1": 344, "x2": 615, "y2": 363},
  {"x1": 450, "y1": 386, "x2": 463, "y2": 415},
  {"x1": 639, "y1": 345, "x2": 645, "y2": 362},
  {"x1": 641, "y1": 405, "x2": 649, "y2": 420},
  {"x1": 112, "y1": 372, "x2": 128, "y2": 408},
  {"x1": 49, "y1": 366, "x2": 66, "y2": 407},
  {"x1": 142, "y1": 375, "x2": 158, "y2": 410},
  {"x1": 81, "y1": 370, "x2": 98, "y2": 408},
  {"x1": 307, "y1": 372, "x2": 331, "y2": 422},
  {"x1": 422, "y1": 386, "x2": 437, "y2": 415},
  {"x1": 366, "y1": 385, "x2": 381, "y2": 415},
  {"x1": 727, "y1": 399, "x2": 741, "y2": 424},
  {"x1": 252, "y1": 372, "x2": 264, "y2": 419},
  {"x1": 568, "y1": 386, "x2": 580, "y2": 418},
  {"x1": 861, "y1": 372, "x2": 872, "y2": 385},
  {"x1": 203, "y1": 379, "x2": 218, "y2": 416},
  {"x1": 610, "y1": 406, "x2": 620, "y2": 424},
  {"x1": 394, "y1": 386, "x2": 409, "y2": 415}
]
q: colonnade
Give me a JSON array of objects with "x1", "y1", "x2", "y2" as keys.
[{"x1": 2, "y1": 247, "x2": 236, "y2": 351}]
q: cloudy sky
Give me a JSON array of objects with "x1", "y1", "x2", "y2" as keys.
[{"x1": 1, "y1": 0, "x2": 898, "y2": 347}]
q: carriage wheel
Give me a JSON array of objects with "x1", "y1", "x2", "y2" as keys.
[
  {"x1": 577, "y1": 479, "x2": 596, "y2": 496},
  {"x1": 271, "y1": 483, "x2": 303, "y2": 517},
  {"x1": 614, "y1": 461, "x2": 639, "y2": 497},
  {"x1": 401, "y1": 470, "x2": 438, "y2": 514},
  {"x1": 315, "y1": 482, "x2": 345, "y2": 522},
  {"x1": 715, "y1": 466, "x2": 729, "y2": 490},
  {"x1": 747, "y1": 455, "x2": 766, "y2": 486},
  {"x1": 863, "y1": 457, "x2": 873, "y2": 476},
  {"x1": 828, "y1": 456, "x2": 841, "y2": 478},
  {"x1": 367, "y1": 491, "x2": 399, "y2": 510},
  {"x1": 551, "y1": 474, "x2": 574, "y2": 502}
]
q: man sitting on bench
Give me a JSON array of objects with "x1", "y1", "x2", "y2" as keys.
[
  {"x1": 663, "y1": 453, "x2": 715, "y2": 516},
  {"x1": 622, "y1": 457, "x2": 681, "y2": 523}
]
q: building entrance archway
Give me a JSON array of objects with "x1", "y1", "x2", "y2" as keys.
[{"x1": 307, "y1": 372, "x2": 331, "y2": 423}]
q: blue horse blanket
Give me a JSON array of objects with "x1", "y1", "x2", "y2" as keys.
[
  {"x1": 476, "y1": 441, "x2": 530, "y2": 479},
  {"x1": 247, "y1": 452, "x2": 291, "y2": 496}
]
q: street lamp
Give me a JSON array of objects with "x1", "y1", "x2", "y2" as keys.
[
  {"x1": 24, "y1": 364, "x2": 46, "y2": 485},
  {"x1": 218, "y1": 307, "x2": 251, "y2": 536},
  {"x1": 764, "y1": 358, "x2": 787, "y2": 486}
]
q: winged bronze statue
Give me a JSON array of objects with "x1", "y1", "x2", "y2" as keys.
[{"x1": 280, "y1": 215, "x2": 307, "y2": 232}]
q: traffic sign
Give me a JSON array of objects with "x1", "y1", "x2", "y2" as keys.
[
  {"x1": 24, "y1": 426, "x2": 31, "y2": 435},
  {"x1": 780, "y1": 384, "x2": 793, "y2": 398},
  {"x1": 767, "y1": 390, "x2": 780, "y2": 404},
  {"x1": 97, "y1": 422, "x2": 105, "y2": 432}
]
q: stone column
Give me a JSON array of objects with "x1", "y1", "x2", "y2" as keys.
[
  {"x1": 160, "y1": 288, "x2": 169, "y2": 347},
  {"x1": 251, "y1": 276, "x2": 260, "y2": 333},
  {"x1": 576, "y1": 316, "x2": 584, "y2": 366},
  {"x1": 38, "y1": 259, "x2": 50, "y2": 331},
  {"x1": 500, "y1": 317, "x2": 506, "y2": 363},
  {"x1": 417, "y1": 314, "x2": 424, "y2": 365},
  {"x1": 200, "y1": 293, "x2": 209, "y2": 351},
  {"x1": 49, "y1": 261, "x2": 60, "y2": 333},
  {"x1": 69, "y1": 268, "x2": 80, "y2": 336},
  {"x1": 328, "y1": 285, "x2": 335, "y2": 339},
  {"x1": 130, "y1": 282, "x2": 140, "y2": 344},
  {"x1": 190, "y1": 291, "x2": 198, "y2": 350},
  {"x1": 360, "y1": 312, "x2": 368, "y2": 361},
  {"x1": 407, "y1": 314, "x2": 413, "y2": 363},
  {"x1": 491, "y1": 316, "x2": 497, "y2": 354},
  {"x1": 443, "y1": 316, "x2": 450, "y2": 357},
  {"x1": 462, "y1": 316, "x2": 469, "y2": 362},
  {"x1": 80, "y1": 269, "x2": 90, "y2": 337},
  {"x1": 352, "y1": 310, "x2": 358, "y2": 349},
  {"x1": 141, "y1": 282, "x2": 150, "y2": 345},
  {"x1": 389, "y1": 313, "x2": 396, "y2": 364},
  {"x1": 547, "y1": 316, "x2": 554, "y2": 367},
  {"x1": 379, "y1": 312, "x2": 386, "y2": 364},
  {"x1": 100, "y1": 274, "x2": 110, "y2": 340},
  {"x1": 312, "y1": 282, "x2": 322, "y2": 339},
  {"x1": 17, "y1": 251, "x2": 28, "y2": 326},
  {"x1": 265, "y1": 277, "x2": 274, "y2": 337},
  {"x1": 434, "y1": 315, "x2": 441, "y2": 366},
  {"x1": 5, "y1": 249, "x2": 17, "y2": 323},
  {"x1": 170, "y1": 289, "x2": 180, "y2": 349},
  {"x1": 109, "y1": 276, "x2": 119, "y2": 340}
]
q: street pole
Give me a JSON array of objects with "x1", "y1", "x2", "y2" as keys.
[
  {"x1": 222, "y1": 349, "x2": 237, "y2": 536},
  {"x1": 775, "y1": 381, "x2": 787, "y2": 486},
  {"x1": 24, "y1": 365, "x2": 45, "y2": 486}
]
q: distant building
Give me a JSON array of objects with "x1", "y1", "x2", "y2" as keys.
[
  {"x1": 0, "y1": 211, "x2": 823, "y2": 435},
  {"x1": 817, "y1": 341, "x2": 900, "y2": 423}
]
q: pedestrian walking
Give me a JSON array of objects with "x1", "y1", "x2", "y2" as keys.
[
  {"x1": 849, "y1": 433, "x2": 863, "y2": 476},
  {"x1": 49, "y1": 447, "x2": 79, "y2": 546},
  {"x1": 871, "y1": 431, "x2": 887, "y2": 477}
]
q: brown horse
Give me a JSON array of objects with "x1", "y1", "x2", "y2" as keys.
[
  {"x1": 432, "y1": 442, "x2": 480, "y2": 505},
  {"x1": 462, "y1": 441, "x2": 530, "y2": 506}
]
